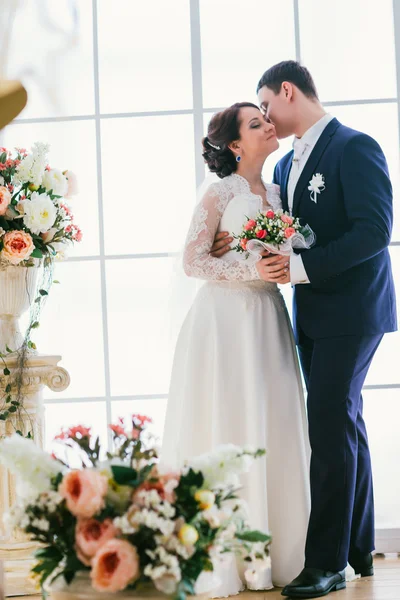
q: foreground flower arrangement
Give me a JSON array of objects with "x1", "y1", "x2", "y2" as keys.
[
  {"x1": 0, "y1": 415, "x2": 271, "y2": 599},
  {"x1": 0, "y1": 142, "x2": 81, "y2": 265}
]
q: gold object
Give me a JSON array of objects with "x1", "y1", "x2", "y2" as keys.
[{"x1": 0, "y1": 80, "x2": 27, "y2": 130}]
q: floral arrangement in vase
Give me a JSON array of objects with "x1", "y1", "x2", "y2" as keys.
[
  {"x1": 0, "y1": 142, "x2": 81, "y2": 265},
  {"x1": 0, "y1": 415, "x2": 271, "y2": 599}
]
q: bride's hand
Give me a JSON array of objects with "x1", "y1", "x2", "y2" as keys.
[
  {"x1": 256, "y1": 254, "x2": 289, "y2": 283},
  {"x1": 210, "y1": 232, "x2": 233, "y2": 257}
]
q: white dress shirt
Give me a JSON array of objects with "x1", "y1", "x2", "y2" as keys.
[{"x1": 289, "y1": 113, "x2": 334, "y2": 284}]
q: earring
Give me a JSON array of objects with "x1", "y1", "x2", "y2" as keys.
[{"x1": 236, "y1": 155, "x2": 241, "y2": 163}]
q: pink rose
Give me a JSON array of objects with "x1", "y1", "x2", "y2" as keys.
[
  {"x1": 2, "y1": 230, "x2": 35, "y2": 264},
  {"x1": 266, "y1": 210, "x2": 275, "y2": 219},
  {"x1": 240, "y1": 238, "x2": 248, "y2": 250},
  {"x1": 64, "y1": 170, "x2": 79, "y2": 198},
  {"x1": 284, "y1": 227, "x2": 296, "y2": 238},
  {"x1": 59, "y1": 469, "x2": 108, "y2": 518},
  {"x1": 281, "y1": 214, "x2": 294, "y2": 225},
  {"x1": 256, "y1": 230, "x2": 267, "y2": 240},
  {"x1": 75, "y1": 518, "x2": 117, "y2": 566},
  {"x1": 91, "y1": 539, "x2": 140, "y2": 592},
  {"x1": 244, "y1": 219, "x2": 256, "y2": 231},
  {"x1": 0, "y1": 186, "x2": 11, "y2": 216}
]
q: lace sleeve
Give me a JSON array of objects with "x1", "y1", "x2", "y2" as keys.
[{"x1": 183, "y1": 182, "x2": 260, "y2": 281}]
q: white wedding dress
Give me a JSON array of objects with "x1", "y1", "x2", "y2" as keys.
[{"x1": 161, "y1": 174, "x2": 311, "y2": 592}]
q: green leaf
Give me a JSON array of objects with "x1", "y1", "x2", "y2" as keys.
[
  {"x1": 235, "y1": 530, "x2": 272, "y2": 543},
  {"x1": 6, "y1": 396, "x2": 11, "y2": 403},
  {"x1": 31, "y1": 321, "x2": 40, "y2": 329},
  {"x1": 3, "y1": 368, "x2": 10, "y2": 376},
  {"x1": 53, "y1": 280, "x2": 60, "y2": 284},
  {"x1": 5, "y1": 384, "x2": 11, "y2": 393},
  {"x1": 111, "y1": 465, "x2": 138, "y2": 486},
  {"x1": 39, "y1": 289, "x2": 48, "y2": 296},
  {"x1": 31, "y1": 248, "x2": 43, "y2": 259},
  {"x1": 0, "y1": 413, "x2": 8, "y2": 420},
  {"x1": 5, "y1": 345, "x2": 12, "y2": 353},
  {"x1": 34, "y1": 547, "x2": 63, "y2": 561},
  {"x1": 8, "y1": 405, "x2": 17, "y2": 413}
]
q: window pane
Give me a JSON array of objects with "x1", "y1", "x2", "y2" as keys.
[
  {"x1": 365, "y1": 247, "x2": 400, "y2": 386},
  {"x1": 106, "y1": 258, "x2": 174, "y2": 397},
  {"x1": 101, "y1": 115, "x2": 196, "y2": 254},
  {"x1": 330, "y1": 103, "x2": 400, "y2": 241},
  {"x1": 3, "y1": 120, "x2": 100, "y2": 257},
  {"x1": 97, "y1": 0, "x2": 192, "y2": 113},
  {"x1": 364, "y1": 389, "x2": 400, "y2": 529},
  {"x1": 299, "y1": 0, "x2": 396, "y2": 101},
  {"x1": 35, "y1": 261, "x2": 106, "y2": 399},
  {"x1": 111, "y1": 398, "x2": 167, "y2": 444},
  {"x1": 7, "y1": 1, "x2": 95, "y2": 118},
  {"x1": 200, "y1": 0, "x2": 296, "y2": 108},
  {"x1": 44, "y1": 401, "x2": 108, "y2": 467}
]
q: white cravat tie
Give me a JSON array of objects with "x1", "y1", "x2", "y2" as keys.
[{"x1": 292, "y1": 137, "x2": 308, "y2": 168}]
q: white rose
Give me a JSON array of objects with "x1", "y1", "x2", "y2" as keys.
[
  {"x1": 23, "y1": 192, "x2": 57, "y2": 234},
  {"x1": 42, "y1": 169, "x2": 68, "y2": 197}
]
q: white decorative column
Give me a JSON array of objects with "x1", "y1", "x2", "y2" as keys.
[{"x1": 0, "y1": 354, "x2": 70, "y2": 596}]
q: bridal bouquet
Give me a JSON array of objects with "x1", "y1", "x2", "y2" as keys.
[
  {"x1": 0, "y1": 414, "x2": 271, "y2": 599},
  {"x1": 0, "y1": 142, "x2": 81, "y2": 265},
  {"x1": 233, "y1": 209, "x2": 315, "y2": 258}
]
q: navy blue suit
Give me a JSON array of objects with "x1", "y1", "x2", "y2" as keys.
[{"x1": 273, "y1": 118, "x2": 397, "y2": 571}]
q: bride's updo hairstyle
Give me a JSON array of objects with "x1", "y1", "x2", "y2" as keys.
[{"x1": 202, "y1": 102, "x2": 259, "y2": 179}]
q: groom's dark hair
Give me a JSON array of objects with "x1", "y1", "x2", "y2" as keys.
[{"x1": 257, "y1": 61, "x2": 318, "y2": 99}]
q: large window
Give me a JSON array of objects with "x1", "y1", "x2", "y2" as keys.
[{"x1": 3, "y1": 0, "x2": 400, "y2": 544}]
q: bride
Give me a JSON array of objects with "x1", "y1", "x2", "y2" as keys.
[{"x1": 161, "y1": 102, "x2": 310, "y2": 590}]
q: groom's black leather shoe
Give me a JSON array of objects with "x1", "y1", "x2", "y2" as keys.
[
  {"x1": 281, "y1": 568, "x2": 346, "y2": 598},
  {"x1": 348, "y1": 551, "x2": 374, "y2": 577}
]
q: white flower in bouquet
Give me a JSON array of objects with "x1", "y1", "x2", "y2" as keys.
[
  {"x1": 14, "y1": 142, "x2": 49, "y2": 187},
  {"x1": 145, "y1": 547, "x2": 182, "y2": 594},
  {"x1": 188, "y1": 444, "x2": 258, "y2": 488},
  {"x1": 42, "y1": 168, "x2": 68, "y2": 197},
  {"x1": 23, "y1": 191, "x2": 57, "y2": 234},
  {"x1": 0, "y1": 434, "x2": 61, "y2": 500}
]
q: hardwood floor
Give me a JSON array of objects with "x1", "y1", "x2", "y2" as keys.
[{"x1": 13, "y1": 556, "x2": 400, "y2": 600}]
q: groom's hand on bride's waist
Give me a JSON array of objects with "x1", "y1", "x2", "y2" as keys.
[{"x1": 210, "y1": 231, "x2": 233, "y2": 257}]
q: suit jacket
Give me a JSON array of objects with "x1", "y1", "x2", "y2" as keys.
[{"x1": 273, "y1": 118, "x2": 397, "y2": 340}]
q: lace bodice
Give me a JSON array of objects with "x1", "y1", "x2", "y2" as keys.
[{"x1": 183, "y1": 174, "x2": 282, "y2": 281}]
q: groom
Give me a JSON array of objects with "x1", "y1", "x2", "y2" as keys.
[{"x1": 211, "y1": 61, "x2": 397, "y2": 598}]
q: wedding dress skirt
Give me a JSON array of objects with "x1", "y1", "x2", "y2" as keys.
[{"x1": 161, "y1": 279, "x2": 311, "y2": 590}]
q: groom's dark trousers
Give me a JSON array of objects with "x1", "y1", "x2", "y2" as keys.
[
  {"x1": 274, "y1": 118, "x2": 397, "y2": 573},
  {"x1": 297, "y1": 327, "x2": 382, "y2": 571}
]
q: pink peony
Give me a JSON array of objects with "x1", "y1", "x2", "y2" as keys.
[
  {"x1": 2, "y1": 230, "x2": 35, "y2": 264},
  {"x1": 0, "y1": 186, "x2": 11, "y2": 216},
  {"x1": 133, "y1": 466, "x2": 180, "y2": 504},
  {"x1": 281, "y1": 214, "x2": 294, "y2": 225},
  {"x1": 266, "y1": 210, "x2": 275, "y2": 219},
  {"x1": 284, "y1": 227, "x2": 296, "y2": 238},
  {"x1": 59, "y1": 469, "x2": 108, "y2": 518},
  {"x1": 240, "y1": 238, "x2": 248, "y2": 250},
  {"x1": 91, "y1": 539, "x2": 140, "y2": 592},
  {"x1": 75, "y1": 518, "x2": 117, "y2": 566},
  {"x1": 256, "y1": 230, "x2": 267, "y2": 240},
  {"x1": 244, "y1": 219, "x2": 256, "y2": 231}
]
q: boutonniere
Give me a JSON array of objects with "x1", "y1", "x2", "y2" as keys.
[{"x1": 308, "y1": 173, "x2": 325, "y2": 204}]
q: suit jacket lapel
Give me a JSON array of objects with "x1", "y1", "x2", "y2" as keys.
[
  {"x1": 280, "y1": 153, "x2": 293, "y2": 213},
  {"x1": 292, "y1": 118, "x2": 341, "y2": 216}
]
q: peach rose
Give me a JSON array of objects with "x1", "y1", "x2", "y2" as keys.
[
  {"x1": 1, "y1": 230, "x2": 35, "y2": 264},
  {"x1": 0, "y1": 186, "x2": 11, "y2": 216},
  {"x1": 284, "y1": 227, "x2": 296, "y2": 238},
  {"x1": 133, "y1": 466, "x2": 179, "y2": 505},
  {"x1": 75, "y1": 518, "x2": 117, "y2": 566},
  {"x1": 244, "y1": 219, "x2": 256, "y2": 231},
  {"x1": 256, "y1": 230, "x2": 267, "y2": 240},
  {"x1": 59, "y1": 469, "x2": 108, "y2": 518},
  {"x1": 240, "y1": 238, "x2": 248, "y2": 250},
  {"x1": 281, "y1": 214, "x2": 294, "y2": 225},
  {"x1": 91, "y1": 539, "x2": 140, "y2": 592}
]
